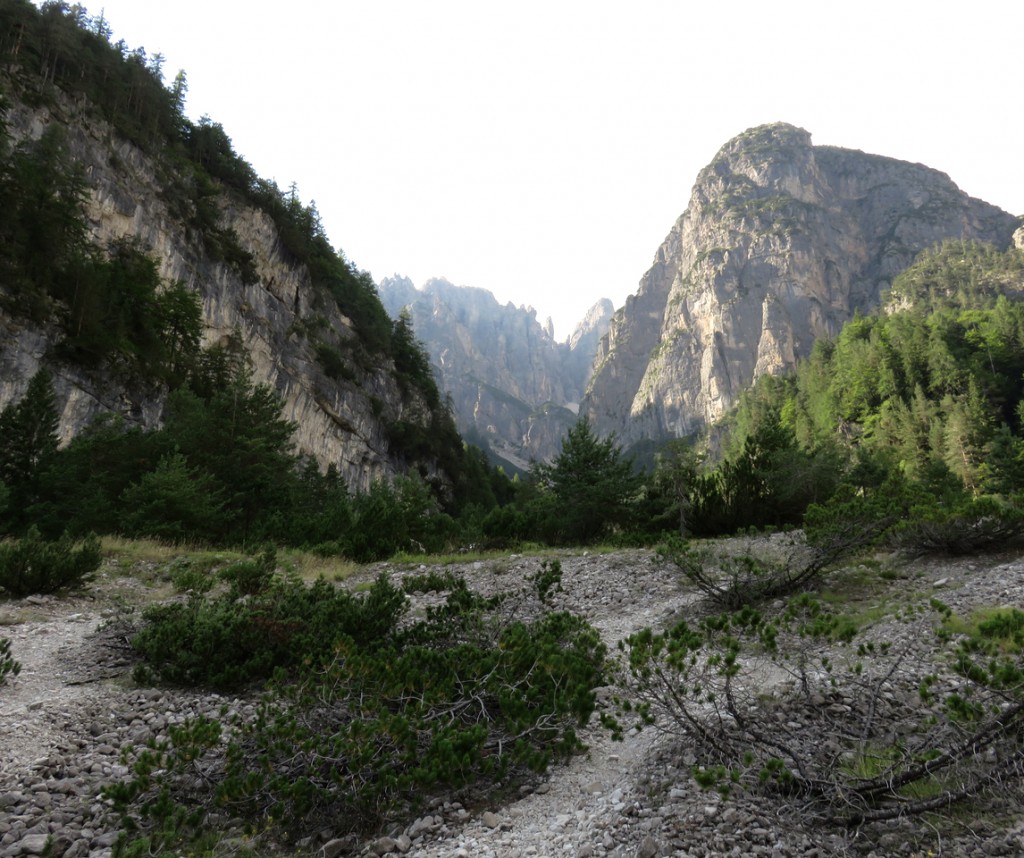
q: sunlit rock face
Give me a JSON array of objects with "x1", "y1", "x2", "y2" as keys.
[
  {"x1": 379, "y1": 276, "x2": 613, "y2": 467},
  {"x1": 583, "y1": 123, "x2": 1018, "y2": 445},
  {"x1": 0, "y1": 97, "x2": 439, "y2": 491}
]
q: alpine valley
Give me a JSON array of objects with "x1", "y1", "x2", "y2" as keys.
[{"x1": 7, "y1": 5, "x2": 1024, "y2": 858}]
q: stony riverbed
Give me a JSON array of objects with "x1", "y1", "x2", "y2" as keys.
[{"x1": 1, "y1": 545, "x2": 1023, "y2": 858}]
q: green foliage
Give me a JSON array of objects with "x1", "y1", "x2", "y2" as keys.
[
  {"x1": 685, "y1": 421, "x2": 843, "y2": 537},
  {"x1": 532, "y1": 418, "x2": 641, "y2": 544},
  {"x1": 530, "y1": 558, "x2": 563, "y2": 605},
  {"x1": 889, "y1": 494, "x2": 1024, "y2": 555},
  {"x1": 0, "y1": 637, "x2": 20, "y2": 685},
  {"x1": 886, "y1": 239, "x2": 1024, "y2": 312},
  {"x1": 119, "y1": 453, "x2": 228, "y2": 544},
  {"x1": 30, "y1": 416, "x2": 166, "y2": 539},
  {"x1": 391, "y1": 308, "x2": 441, "y2": 409},
  {"x1": 342, "y1": 476, "x2": 455, "y2": 562},
  {"x1": 215, "y1": 545, "x2": 277, "y2": 595},
  {"x1": 0, "y1": 368, "x2": 59, "y2": 533},
  {"x1": 313, "y1": 341, "x2": 354, "y2": 382},
  {"x1": 113, "y1": 566, "x2": 606, "y2": 848},
  {"x1": 2, "y1": 361, "x2": 511, "y2": 555},
  {"x1": 0, "y1": 526, "x2": 101, "y2": 597},
  {"x1": 132, "y1": 564, "x2": 407, "y2": 688},
  {"x1": 802, "y1": 470, "x2": 917, "y2": 556},
  {"x1": 161, "y1": 375, "x2": 298, "y2": 542},
  {"x1": 661, "y1": 535, "x2": 838, "y2": 608},
  {"x1": 613, "y1": 586, "x2": 1024, "y2": 827}
]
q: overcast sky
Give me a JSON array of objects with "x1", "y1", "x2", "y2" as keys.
[{"x1": 79, "y1": 1, "x2": 1023, "y2": 340}]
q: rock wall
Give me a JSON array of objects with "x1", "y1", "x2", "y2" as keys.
[
  {"x1": 0, "y1": 95, "x2": 433, "y2": 491},
  {"x1": 583, "y1": 123, "x2": 1019, "y2": 445}
]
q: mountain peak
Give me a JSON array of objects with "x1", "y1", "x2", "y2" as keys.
[{"x1": 583, "y1": 126, "x2": 1018, "y2": 446}]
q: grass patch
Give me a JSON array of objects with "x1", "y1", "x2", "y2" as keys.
[
  {"x1": 276, "y1": 548, "x2": 361, "y2": 584},
  {"x1": 390, "y1": 546, "x2": 559, "y2": 566},
  {"x1": 939, "y1": 606, "x2": 1024, "y2": 651},
  {"x1": 811, "y1": 560, "x2": 935, "y2": 634},
  {"x1": 100, "y1": 537, "x2": 246, "y2": 582}
]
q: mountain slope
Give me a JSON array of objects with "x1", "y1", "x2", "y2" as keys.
[
  {"x1": 582, "y1": 123, "x2": 1019, "y2": 447},
  {"x1": 0, "y1": 2, "x2": 459, "y2": 492},
  {"x1": 379, "y1": 276, "x2": 612, "y2": 467}
]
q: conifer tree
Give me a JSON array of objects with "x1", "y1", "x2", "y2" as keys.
[
  {"x1": 533, "y1": 418, "x2": 640, "y2": 544},
  {"x1": 0, "y1": 369, "x2": 60, "y2": 532}
]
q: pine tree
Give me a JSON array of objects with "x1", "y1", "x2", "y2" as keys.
[
  {"x1": 533, "y1": 418, "x2": 640, "y2": 544},
  {"x1": 0, "y1": 369, "x2": 60, "y2": 532}
]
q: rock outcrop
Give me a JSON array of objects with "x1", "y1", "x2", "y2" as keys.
[
  {"x1": 379, "y1": 277, "x2": 613, "y2": 468},
  {"x1": 583, "y1": 123, "x2": 1019, "y2": 446},
  {"x1": 0, "y1": 94, "x2": 445, "y2": 491}
]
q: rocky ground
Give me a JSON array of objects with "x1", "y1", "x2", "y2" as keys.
[{"x1": 1, "y1": 544, "x2": 1023, "y2": 858}]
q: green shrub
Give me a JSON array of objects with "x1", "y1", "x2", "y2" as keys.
[
  {"x1": 661, "y1": 534, "x2": 831, "y2": 609},
  {"x1": 0, "y1": 527, "x2": 101, "y2": 597},
  {"x1": 112, "y1": 570, "x2": 606, "y2": 849},
  {"x1": 530, "y1": 559, "x2": 563, "y2": 605},
  {"x1": 165, "y1": 556, "x2": 220, "y2": 594},
  {"x1": 888, "y1": 495, "x2": 1024, "y2": 555},
  {"x1": 119, "y1": 453, "x2": 229, "y2": 544},
  {"x1": 612, "y1": 591, "x2": 1024, "y2": 827},
  {"x1": 216, "y1": 546, "x2": 277, "y2": 595},
  {"x1": 131, "y1": 568, "x2": 407, "y2": 688},
  {"x1": 481, "y1": 504, "x2": 532, "y2": 548},
  {"x1": 0, "y1": 638, "x2": 20, "y2": 685}
]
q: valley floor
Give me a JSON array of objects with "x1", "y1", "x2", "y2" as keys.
[{"x1": 1, "y1": 547, "x2": 1023, "y2": 857}]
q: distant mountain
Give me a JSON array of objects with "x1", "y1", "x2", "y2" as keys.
[
  {"x1": 582, "y1": 122, "x2": 1019, "y2": 448},
  {"x1": 379, "y1": 277, "x2": 613, "y2": 469}
]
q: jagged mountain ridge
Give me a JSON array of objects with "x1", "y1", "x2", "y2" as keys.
[
  {"x1": 581, "y1": 123, "x2": 1019, "y2": 447},
  {"x1": 379, "y1": 276, "x2": 613, "y2": 468},
  {"x1": 0, "y1": 65, "x2": 453, "y2": 492}
]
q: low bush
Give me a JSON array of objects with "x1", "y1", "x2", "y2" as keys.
[
  {"x1": 215, "y1": 545, "x2": 277, "y2": 595},
  {"x1": 0, "y1": 527, "x2": 101, "y2": 597},
  {"x1": 0, "y1": 638, "x2": 19, "y2": 685},
  {"x1": 611, "y1": 593, "x2": 1024, "y2": 826},
  {"x1": 131, "y1": 562, "x2": 407, "y2": 688},
  {"x1": 888, "y1": 495, "x2": 1024, "y2": 556},
  {"x1": 110, "y1": 562, "x2": 606, "y2": 851},
  {"x1": 660, "y1": 534, "x2": 834, "y2": 609}
]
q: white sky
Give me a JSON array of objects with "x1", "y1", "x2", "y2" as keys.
[{"x1": 78, "y1": 1, "x2": 1022, "y2": 340}]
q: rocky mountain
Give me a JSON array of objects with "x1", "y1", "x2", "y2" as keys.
[
  {"x1": 379, "y1": 277, "x2": 613, "y2": 469},
  {"x1": 582, "y1": 123, "x2": 1020, "y2": 447},
  {"x1": 0, "y1": 6, "x2": 458, "y2": 493}
]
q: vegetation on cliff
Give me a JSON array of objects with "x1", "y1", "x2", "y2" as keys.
[{"x1": 0, "y1": 0, "x2": 504, "y2": 524}]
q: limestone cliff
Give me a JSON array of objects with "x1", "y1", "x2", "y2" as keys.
[
  {"x1": 379, "y1": 277, "x2": 613, "y2": 467},
  {"x1": 0, "y1": 94, "x2": 448, "y2": 492},
  {"x1": 583, "y1": 123, "x2": 1019, "y2": 445}
]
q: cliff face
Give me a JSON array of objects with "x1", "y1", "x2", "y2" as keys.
[
  {"x1": 583, "y1": 123, "x2": 1019, "y2": 445},
  {"x1": 379, "y1": 277, "x2": 613, "y2": 468},
  {"x1": 0, "y1": 96, "x2": 441, "y2": 491}
]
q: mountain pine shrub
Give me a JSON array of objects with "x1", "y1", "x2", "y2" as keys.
[
  {"x1": 0, "y1": 637, "x2": 19, "y2": 685},
  {"x1": 611, "y1": 592, "x2": 1024, "y2": 826},
  {"x1": 660, "y1": 531, "x2": 857, "y2": 609},
  {"x1": 887, "y1": 494, "x2": 1024, "y2": 555},
  {"x1": 0, "y1": 527, "x2": 101, "y2": 596},
  {"x1": 112, "y1": 563, "x2": 606, "y2": 850},
  {"x1": 131, "y1": 567, "x2": 407, "y2": 688}
]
